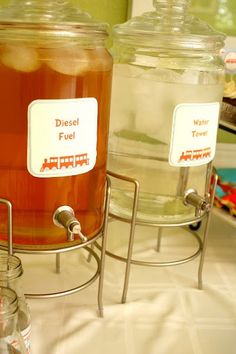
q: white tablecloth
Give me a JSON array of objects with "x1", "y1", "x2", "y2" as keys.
[{"x1": 20, "y1": 213, "x2": 236, "y2": 354}]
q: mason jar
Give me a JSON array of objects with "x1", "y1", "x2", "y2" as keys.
[
  {"x1": 0, "y1": 254, "x2": 31, "y2": 352},
  {"x1": 0, "y1": 286, "x2": 27, "y2": 353}
]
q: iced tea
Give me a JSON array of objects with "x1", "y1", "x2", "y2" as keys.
[{"x1": 0, "y1": 44, "x2": 112, "y2": 249}]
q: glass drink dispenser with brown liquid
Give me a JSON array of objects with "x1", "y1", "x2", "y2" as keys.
[
  {"x1": 108, "y1": 0, "x2": 225, "y2": 223},
  {"x1": 0, "y1": 0, "x2": 113, "y2": 249}
]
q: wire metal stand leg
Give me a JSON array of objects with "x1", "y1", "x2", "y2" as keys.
[
  {"x1": 107, "y1": 162, "x2": 217, "y2": 303},
  {"x1": 0, "y1": 199, "x2": 13, "y2": 256},
  {"x1": 56, "y1": 253, "x2": 61, "y2": 274},
  {"x1": 97, "y1": 177, "x2": 111, "y2": 317},
  {"x1": 87, "y1": 243, "x2": 95, "y2": 263},
  {"x1": 156, "y1": 227, "x2": 163, "y2": 252},
  {"x1": 198, "y1": 171, "x2": 218, "y2": 289},
  {"x1": 0, "y1": 184, "x2": 111, "y2": 317},
  {"x1": 121, "y1": 180, "x2": 140, "y2": 304}
]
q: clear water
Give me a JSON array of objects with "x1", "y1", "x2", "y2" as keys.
[
  {"x1": 108, "y1": 65, "x2": 223, "y2": 222},
  {"x1": 110, "y1": 188, "x2": 196, "y2": 224}
]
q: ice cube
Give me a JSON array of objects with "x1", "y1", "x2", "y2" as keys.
[
  {"x1": 113, "y1": 63, "x2": 147, "y2": 78},
  {"x1": 1, "y1": 45, "x2": 41, "y2": 72},
  {"x1": 45, "y1": 47, "x2": 90, "y2": 76},
  {"x1": 111, "y1": 65, "x2": 147, "y2": 121},
  {"x1": 132, "y1": 76, "x2": 175, "y2": 144},
  {"x1": 88, "y1": 48, "x2": 112, "y2": 72},
  {"x1": 110, "y1": 66, "x2": 181, "y2": 145},
  {"x1": 110, "y1": 65, "x2": 141, "y2": 134},
  {"x1": 131, "y1": 68, "x2": 185, "y2": 144},
  {"x1": 139, "y1": 67, "x2": 182, "y2": 83}
]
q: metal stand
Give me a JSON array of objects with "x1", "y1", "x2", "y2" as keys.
[
  {"x1": 107, "y1": 164, "x2": 218, "y2": 304},
  {"x1": 0, "y1": 178, "x2": 111, "y2": 317}
]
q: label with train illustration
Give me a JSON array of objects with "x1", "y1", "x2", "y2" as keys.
[
  {"x1": 169, "y1": 102, "x2": 220, "y2": 167},
  {"x1": 27, "y1": 98, "x2": 98, "y2": 177}
]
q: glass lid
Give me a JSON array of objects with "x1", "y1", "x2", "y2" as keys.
[
  {"x1": 113, "y1": 0, "x2": 225, "y2": 52},
  {"x1": 0, "y1": 0, "x2": 109, "y2": 41}
]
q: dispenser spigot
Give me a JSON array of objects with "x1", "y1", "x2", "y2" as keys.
[
  {"x1": 183, "y1": 189, "x2": 211, "y2": 217},
  {"x1": 53, "y1": 206, "x2": 88, "y2": 243}
]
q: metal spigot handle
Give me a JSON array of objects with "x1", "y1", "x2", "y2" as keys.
[
  {"x1": 68, "y1": 222, "x2": 88, "y2": 243},
  {"x1": 184, "y1": 189, "x2": 211, "y2": 217},
  {"x1": 53, "y1": 206, "x2": 88, "y2": 243}
]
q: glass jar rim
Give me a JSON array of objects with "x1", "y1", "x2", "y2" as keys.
[{"x1": 0, "y1": 254, "x2": 23, "y2": 280}]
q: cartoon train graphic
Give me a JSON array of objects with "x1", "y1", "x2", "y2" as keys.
[
  {"x1": 179, "y1": 147, "x2": 211, "y2": 162},
  {"x1": 40, "y1": 153, "x2": 89, "y2": 172}
]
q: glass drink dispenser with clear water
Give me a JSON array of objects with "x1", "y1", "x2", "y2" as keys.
[
  {"x1": 0, "y1": 0, "x2": 113, "y2": 249},
  {"x1": 108, "y1": 0, "x2": 225, "y2": 223}
]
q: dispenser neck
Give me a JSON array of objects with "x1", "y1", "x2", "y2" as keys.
[
  {"x1": 151, "y1": 0, "x2": 190, "y2": 30},
  {"x1": 152, "y1": 0, "x2": 190, "y2": 12}
]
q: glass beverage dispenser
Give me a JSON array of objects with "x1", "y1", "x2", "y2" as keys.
[
  {"x1": 108, "y1": 0, "x2": 225, "y2": 223},
  {"x1": 0, "y1": 0, "x2": 113, "y2": 249}
]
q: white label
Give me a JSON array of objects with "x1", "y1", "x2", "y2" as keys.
[
  {"x1": 5, "y1": 323, "x2": 31, "y2": 353},
  {"x1": 169, "y1": 102, "x2": 220, "y2": 167},
  {"x1": 21, "y1": 324, "x2": 31, "y2": 354},
  {"x1": 28, "y1": 98, "x2": 98, "y2": 178}
]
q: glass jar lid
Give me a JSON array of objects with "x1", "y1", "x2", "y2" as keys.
[
  {"x1": 0, "y1": 0, "x2": 109, "y2": 43},
  {"x1": 113, "y1": 0, "x2": 225, "y2": 52}
]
